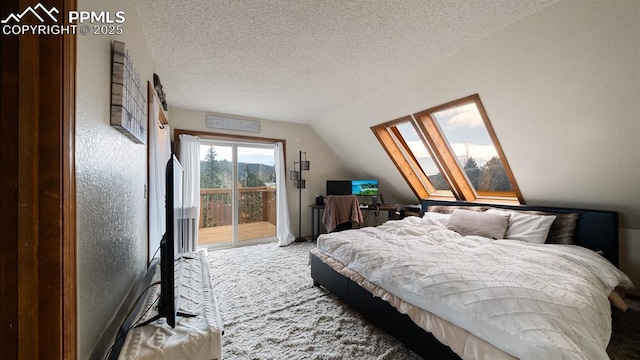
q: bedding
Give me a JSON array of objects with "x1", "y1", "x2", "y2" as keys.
[
  {"x1": 428, "y1": 205, "x2": 488, "y2": 214},
  {"x1": 310, "y1": 249, "x2": 517, "y2": 360},
  {"x1": 485, "y1": 209, "x2": 556, "y2": 244},
  {"x1": 315, "y1": 216, "x2": 634, "y2": 360},
  {"x1": 430, "y1": 205, "x2": 580, "y2": 244},
  {"x1": 446, "y1": 209, "x2": 509, "y2": 239},
  {"x1": 538, "y1": 211, "x2": 580, "y2": 244},
  {"x1": 422, "y1": 211, "x2": 451, "y2": 227},
  {"x1": 486, "y1": 207, "x2": 579, "y2": 244}
]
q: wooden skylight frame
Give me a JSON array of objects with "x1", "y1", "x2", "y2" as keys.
[{"x1": 371, "y1": 94, "x2": 523, "y2": 204}]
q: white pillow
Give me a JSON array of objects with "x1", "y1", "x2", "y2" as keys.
[
  {"x1": 422, "y1": 212, "x2": 451, "y2": 227},
  {"x1": 446, "y1": 209, "x2": 509, "y2": 239},
  {"x1": 486, "y1": 209, "x2": 556, "y2": 244}
]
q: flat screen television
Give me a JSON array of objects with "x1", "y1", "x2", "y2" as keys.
[
  {"x1": 138, "y1": 154, "x2": 194, "y2": 328},
  {"x1": 351, "y1": 179, "x2": 379, "y2": 196}
]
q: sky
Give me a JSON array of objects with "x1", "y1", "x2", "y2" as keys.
[
  {"x1": 200, "y1": 144, "x2": 275, "y2": 166},
  {"x1": 399, "y1": 102, "x2": 499, "y2": 175},
  {"x1": 432, "y1": 103, "x2": 498, "y2": 165}
]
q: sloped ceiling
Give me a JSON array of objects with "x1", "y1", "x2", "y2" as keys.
[
  {"x1": 135, "y1": 0, "x2": 557, "y2": 123},
  {"x1": 313, "y1": 1, "x2": 640, "y2": 229},
  {"x1": 135, "y1": 0, "x2": 639, "y2": 229}
]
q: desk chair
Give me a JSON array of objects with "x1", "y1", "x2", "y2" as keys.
[{"x1": 322, "y1": 195, "x2": 363, "y2": 232}]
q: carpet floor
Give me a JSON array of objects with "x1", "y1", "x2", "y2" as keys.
[{"x1": 207, "y1": 241, "x2": 639, "y2": 360}]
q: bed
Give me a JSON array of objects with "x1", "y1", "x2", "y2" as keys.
[{"x1": 309, "y1": 200, "x2": 634, "y2": 359}]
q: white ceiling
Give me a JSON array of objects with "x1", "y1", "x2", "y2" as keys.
[{"x1": 135, "y1": 0, "x2": 557, "y2": 124}]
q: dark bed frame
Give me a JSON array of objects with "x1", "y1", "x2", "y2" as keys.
[{"x1": 310, "y1": 199, "x2": 619, "y2": 359}]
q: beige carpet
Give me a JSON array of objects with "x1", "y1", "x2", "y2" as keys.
[{"x1": 207, "y1": 241, "x2": 420, "y2": 360}]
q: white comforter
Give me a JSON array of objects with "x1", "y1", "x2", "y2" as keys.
[{"x1": 316, "y1": 217, "x2": 634, "y2": 360}]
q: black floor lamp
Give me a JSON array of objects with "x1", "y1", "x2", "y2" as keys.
[{"x1": 290, "y1": 151, "x2": 309, "y2": 241}]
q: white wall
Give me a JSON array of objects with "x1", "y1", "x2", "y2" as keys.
[
  {"x1": 313, "y1": 0, "x2": 640, "y2": 293},
  {"x1": 76, "y1": 0, "x2": 156, "y2": 358},
  {"x1": 168, "y1": 108, "x2": 353, "y2": 239}
]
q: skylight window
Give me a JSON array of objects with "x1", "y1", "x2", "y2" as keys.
[{"x1": 372, "y1": 94, "x2": 522, "y2": 204}]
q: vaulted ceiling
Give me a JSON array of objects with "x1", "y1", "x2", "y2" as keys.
[{"x1": 135, "y1": 0, "x2": 557, "y2": 123}]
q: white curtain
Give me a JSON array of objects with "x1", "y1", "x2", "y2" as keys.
[
  {"x1": 275, "y1": 142, "x2": 295, "y2": 246},
  {"x1": 179, "y1": 134, "x2": 201, "y2": 252},
  {"x1": 149, "y1": 101, "x2": 171, "y2": 262}
]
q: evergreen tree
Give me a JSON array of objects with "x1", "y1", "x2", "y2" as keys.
[
  {"x1": 479, "y1": 157, "x2": 511, "y2": 191},
  {"x1": 217, "y1": 159, "x2": 233, "y2": 188},
  {"x1": 201, "y1": 146, "x2": 218, "y2": 188},
  {"x1": 428, "y1": 173, "x2": 449, "y2": 190},
  {"x1": 244, "y1": 164, "x2": 260, "y2": 187},
  {"x1": 463, "y1": 157, "x2": 480, "y2": 189},
  {"x1": 200, "y1": 155, "x2": 275, "y2": 190}
]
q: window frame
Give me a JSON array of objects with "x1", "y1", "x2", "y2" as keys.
[{"x1": 371, "y1": 94, "x2": 523, "y2": 204}]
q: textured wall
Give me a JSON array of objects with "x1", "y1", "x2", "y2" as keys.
[{"x1": 76, "y1": 0, "x2": 155, "y2": 358}]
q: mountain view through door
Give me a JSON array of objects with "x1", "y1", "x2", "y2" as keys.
[{"x1": 198, "y1": 142, "x2": 277, "y2": 248}]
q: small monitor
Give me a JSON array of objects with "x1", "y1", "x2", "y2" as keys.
[
  {"x1": 326, "y1": 180, "x2": 351, "y2": 195},
  {"x1": 351, "y1": 179, "x2": 379, "y2": 196}
]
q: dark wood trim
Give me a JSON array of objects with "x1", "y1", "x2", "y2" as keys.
[
  {"x1": 39, "y1": 22, "x2": 62, "y2": 360},
  {"x1": 174, "y1": 129, "x2": 287, "y2": 161},
  {"x1": 174, "y1": 129, "x2": 286, "y2": 146},
  {"x1": 1, "y1": 1, "x2": 20, "y2": 359},
  {"x1": 17, "y1": 17, "x2": 41, "y2": 360},
  {"x1": 149, "y1": 82, "x2": 168, "y2": 127},
  {"x1": 62, "y1": 1, "x2": 78, "y2": 357},
  {"x1": 0, "y1": 0, "x2": 77, "y2": 358}
]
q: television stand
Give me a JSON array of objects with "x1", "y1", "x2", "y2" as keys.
[
  {"x1": 134, "y1": 310, "x2": 197, "y2": 328},
  {"x1": 115, "y1": 250, "x2": 223, "y2": 360}
]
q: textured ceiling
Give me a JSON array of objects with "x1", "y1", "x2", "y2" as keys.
[{"x1": 135, "y1": 0, "x2": 556, "y2": 123}]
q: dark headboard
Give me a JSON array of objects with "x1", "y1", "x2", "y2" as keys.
[{"x1": 420, "y1": 200, "x2": 619, "y2": 267}]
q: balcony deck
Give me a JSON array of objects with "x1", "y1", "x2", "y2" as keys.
[{"x1": 198, "y1": 221, "x2": 276, "y2": 246}]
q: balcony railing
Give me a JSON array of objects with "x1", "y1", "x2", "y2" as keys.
[{"x1": 199, "y1": 187, "x2": 276, "y2": 229}]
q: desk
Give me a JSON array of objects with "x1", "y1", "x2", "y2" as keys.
[{"x1": 310, "y1": 204, "x2": 398, "y2": 241}]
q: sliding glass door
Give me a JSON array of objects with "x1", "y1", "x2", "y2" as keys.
[
  {"x1": 198, "y1": 141, "x2": 277, "y2": 248},
  {"x1": 199, "y1": 143, "x2": 233, "y2": 248},
  {"x1": 237, "y1": 146, "x2": 277, "y2": 243}
]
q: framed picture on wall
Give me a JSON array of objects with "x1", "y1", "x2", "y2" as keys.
[{"x1": 110, "y1": 41, "x2": 147, "y2": 144}]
